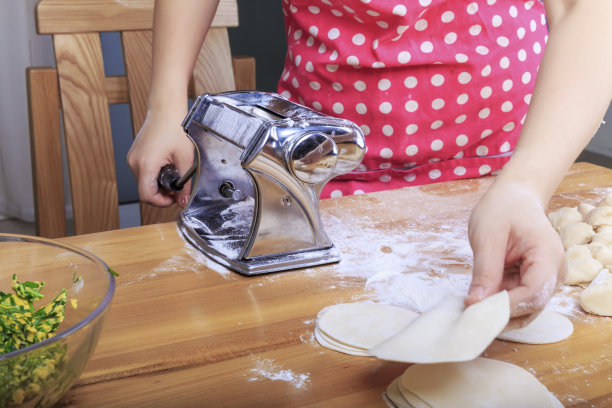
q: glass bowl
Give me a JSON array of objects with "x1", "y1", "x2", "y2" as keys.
[{"x1": 0, "y1": 234, "x2": 115, "y2": 407}]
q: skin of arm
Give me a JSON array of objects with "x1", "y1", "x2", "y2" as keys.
[
  {"x1": 465, "y1": 0, "x2": 612, "y2": 318},
  {"x1": 127, "y1": 0, "x2": 220, "y2": 207}
]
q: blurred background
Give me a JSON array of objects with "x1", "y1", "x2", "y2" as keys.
[{"x1": 0, "y1": 0, "x2": 610, "y2": 235}]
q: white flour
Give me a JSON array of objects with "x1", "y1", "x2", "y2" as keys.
[
  {"x1": 247, "y1": 357, "x2": 310, "y2": 390},
  {"x1": 365, "y1": 270, "x2": 472, "y2": 313},
  {"x1": 175, "y1": 225, "x2": 233, "y2": 278},
  {"x1": 310, "y1": 208, "x2": 475, "y2": 310}
]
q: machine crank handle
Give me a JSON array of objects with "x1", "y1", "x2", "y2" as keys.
[{"x1": 157, "y1": 162, "x2": 197, "y2": 192}]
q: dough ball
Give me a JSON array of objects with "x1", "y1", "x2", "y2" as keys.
[
  {"x1": 578, "y1": 202, "x2": 596, "y2": 218},
  {"x1": 589, "y1": 243, "x2": 612, "y2": 267},
  {"x1": 599, "y1": 193, "x2": 612, "y2": 207},
  {"x1": 566, "y1": 257, "x2": 604, "y2": 285},
  {"x1": 591, "y1": 231, "x2": 612, "y2": 246},
  {"x1": 565, "y1": 244, "x2": 591, "y2": 261},
  {"x1": 584, "y1": 205, "x2": 612, "y2": 227},
  {"x1": 596, "y1": 225, "x2": 612, "y2": 234},
  {"x1": 548, "y1": 206, "x2": 582, "y2": 230},
  {"x1": 580, "y1": 269, "x2": 612, "y2": 316},
  {"x1": 558, "y1": 222, "x2": 594, "y2": 250}
]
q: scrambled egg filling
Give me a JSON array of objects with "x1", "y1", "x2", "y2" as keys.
[{"x1": 0, "y1": 275, "x2": 70, "y2": 407}]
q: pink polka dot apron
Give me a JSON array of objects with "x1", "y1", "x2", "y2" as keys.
[{"x1": 277, "y1": 0, "x2": 548, "y2": 198}]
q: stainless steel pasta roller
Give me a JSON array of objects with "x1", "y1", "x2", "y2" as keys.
[{"x1": 164, "y1": 91, "x2": 365, "y2": 275}]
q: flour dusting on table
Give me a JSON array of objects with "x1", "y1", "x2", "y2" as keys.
[
  {"x1": 248, "y1": 357, "x2": 310, "y2": 390},
  {"x1": 312, "y1": 207, "x2": 474, "y2": 309},
  {"x1": 176, "y1": 225, "x2": 233, "y2": 277}
]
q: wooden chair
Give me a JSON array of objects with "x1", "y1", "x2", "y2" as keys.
[{"x1": 26, "y1": 0, "x2": 255, "y2": 238}]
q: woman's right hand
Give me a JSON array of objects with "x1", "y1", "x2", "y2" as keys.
[
  {"x1": 127, "y1": 108, "x2": 194, "y2": 208},
  {"x1": 127, "y1": 0, "x2": 222, "y2": 208}
]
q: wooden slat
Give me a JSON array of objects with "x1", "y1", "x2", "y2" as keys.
[
  {"x1": 26, "y1": 67, "x2": 67, "y2": 238},
  {"x1": 36, "y1": 0, "x2": 238, "y2": 34},
  {"x1": 54, "y1": 33, "x2": 121, "y2": 234},
  {"x1": 105, "y1": 76, "x2": 129, "y2": 105},
  {"x1": 231, "y1": 56, "x2": 256, "y2": 91},
  {"x1": 105, "y1": 73, "x2": 218, "y2": 105},
  {"x1": 192, "y1": 27, "x2": 236, "y2": 95},
  {"x1": 122, "y1": 30, "x2": 182, "y2": 225}
]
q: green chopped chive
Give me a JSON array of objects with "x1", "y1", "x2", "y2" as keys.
[
  {"x1": 72, "y1": 271, "x2": 81, "y2": 283},
  {"x1": 1, "y1": 276, "x2": 74, "y2": 407},
  {"x1": 107, "y1": 268, "x2": 119, "y2": 277}
]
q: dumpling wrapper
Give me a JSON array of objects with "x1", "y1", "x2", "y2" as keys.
[
  {"x1": 316, "y1": 302, "x2": 419, "y2": 350},
  {"x1": 386, "y1": 377, "x2": 431, "y2": 408},
  {"x1": 398, "y1": 357, "x2": 563, "y2": 408},
  {"x1": 497, "y1": 310, "x2": 573, "y2": 344},
  {"x1": 313, "y1": 326, "x2": 370, "y2": 356},
  {"x1": 369, "y1": 291, "x2": 509, "y2": 364}
]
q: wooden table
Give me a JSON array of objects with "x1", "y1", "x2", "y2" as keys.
[{"x1": 57, "y1": 162, "x2": 612, "y2": 407}]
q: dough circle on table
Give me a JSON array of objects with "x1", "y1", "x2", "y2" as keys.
[
  {"x1": 370, "y1": 291, "x2": 510, "y2": 364},
  {"x1": 580, "y1": 269, "x2": 612, "y2": 316},
  {"x1": 385, "y1": 377, "x2": 430, "y2": 408},
  {"x1": 315, "y1": 302, "x2": 419, "y2": 355},
  {"x1": 314, "y1": 328, "x2": 371, "y2": 356},
  {"x1": 497, "y1": 310, "x2": 573, "y2": 344},
  {"x1": 387, "y1": 357, "x2": 563, "y2": 408}
]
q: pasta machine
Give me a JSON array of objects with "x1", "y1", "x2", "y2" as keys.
[{"x1": 161, "y1": 91, "x2": 365, "y2": 275}]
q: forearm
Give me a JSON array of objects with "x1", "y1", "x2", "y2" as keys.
[
  {"x1": 496, "y1": 0, "x2": 612, "y2": 204},
  {"x1": 148, "y1": 0, "x2": 221, "y2": 115}
]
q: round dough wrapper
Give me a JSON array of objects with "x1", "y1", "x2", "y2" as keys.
[
  {"x1": 386, "y1": 378, "x2": 431, "y2": 408},
  {"x1": 399, "y1": 357, "x2": 563, "y2": 408},
  {"x1": 316, "y1": 302, "x2": 418, "y2": 350},
  {"x1": 314, "y1": 327, "x2": 370, "y2": 356},
  {"x1": 497, "y1": 310, "x2": 573, "y2": 344},
  {"x1": 580, "y1": 269, "x2": 612, "y2": 316},
  {"x1": 369, "y1": 291, "x2": 510, "y2": 364}
]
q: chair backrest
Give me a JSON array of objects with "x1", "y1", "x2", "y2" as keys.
[{"x1": 27, "y1": 0, "x2": 254, "y2": 238}]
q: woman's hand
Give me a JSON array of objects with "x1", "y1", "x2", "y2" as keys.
[
  {"x1": 127, "y1": 109, "x2": 194, "y2": 208},
  {"x1": 127, "y1": 0, "x2": 222, "y2": 208},
  {"x1": 465, "y1": 180, "x2": 567, "y2": 319}
]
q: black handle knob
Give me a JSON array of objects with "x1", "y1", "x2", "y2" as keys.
[{"x1": 157, "y1": 163, "x2": 196, "y2": 192}]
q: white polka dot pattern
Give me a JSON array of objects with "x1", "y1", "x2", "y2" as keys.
[{"x1": 279, "y1": 0, "x2": 548, "y2": 198}]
